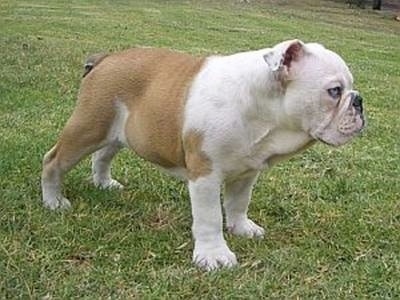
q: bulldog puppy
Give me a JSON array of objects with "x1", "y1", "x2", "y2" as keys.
[{"x1": 41, "y1": 40, "x2": 364, "y2": 270}]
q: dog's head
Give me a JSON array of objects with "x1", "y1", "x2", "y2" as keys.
[{"x1": 264, "y1": 40, "x2": 365, "y2": 146}]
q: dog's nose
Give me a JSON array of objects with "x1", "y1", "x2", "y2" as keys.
[{"x1": 351, "y1": 93, "x2": 363, "y2": 113}]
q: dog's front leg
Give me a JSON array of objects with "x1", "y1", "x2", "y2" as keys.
[
  {"x1": 224, "y1": 171, "x2": 265, "y2": 238},
  {"x1": 189, "y1": 174, "x2": 237, "y2": 270}
]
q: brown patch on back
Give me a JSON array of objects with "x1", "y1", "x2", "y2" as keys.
[
  {"x1": 183, "y1": 130, "x2": 212, "y2": 180},
  {"x1": 79, "y1": 48, "x2": 206, "y2": 169}
]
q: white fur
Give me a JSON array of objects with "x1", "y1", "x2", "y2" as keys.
[
  {"x1": 224, "y1": 171, "x2": 265, "y2": 238},
  {"x1": 183, "y1": 49, "x2": 306, "y2": 269},
  {"x1": 92, "y1": 144, "x2": 124, "y2": 189},
  {"x1": 189, "y1": 173, "x2": 238, "y2": 270},
  {"x1": 42, "y1": 171, "x2": 72, "y2": 210},
  {"x1": 91, "y1": 100, "x2": 129, "y2": 189},
  {"x1": 182, "y1": 40, "x2": 362, "y2": 270},
  {"x1": 109, "y1": 100, "x2": 130, "y2": 146}
]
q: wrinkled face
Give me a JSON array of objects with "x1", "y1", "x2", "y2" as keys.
[{"x1": 285, "y1": 44, "x2": 365, "y2": 146}]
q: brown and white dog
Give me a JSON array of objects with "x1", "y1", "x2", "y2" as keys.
[{"x1": 41, "y1": 40, "x2": 364, "y2": 270}]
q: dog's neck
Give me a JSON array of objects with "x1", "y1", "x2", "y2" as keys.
[
  {"x1": 220, "y1": 50, "x2": 292, "y2": 129},
  {"x1": 213, "y1": 50, "x2": 312, "y2": 154}
]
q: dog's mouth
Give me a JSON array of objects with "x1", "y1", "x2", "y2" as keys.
[
  {"x1": 312, "y1": 103, "x2": 366, "y2": 147},
  {"x1": 314, "y1": 136, "x2": 338, "y2": 147},
  {"x1": 313, "y1": 123, "x2": 364, "y2": 147},
  {"x1": 312, "y1": 119, "x2": 364, "y2": 147}
]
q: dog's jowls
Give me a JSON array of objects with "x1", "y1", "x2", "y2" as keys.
[{"x1": 41, "y1": 40, "x2": 364, "y2": 270}]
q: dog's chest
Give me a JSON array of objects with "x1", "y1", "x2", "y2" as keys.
[{"x1": 243, "y1": 128, "x2": 313, "y2": 171}]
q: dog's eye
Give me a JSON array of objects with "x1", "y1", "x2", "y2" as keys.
[{"x1": 327, "y1": 87, "x2": 342, "y2": 99}]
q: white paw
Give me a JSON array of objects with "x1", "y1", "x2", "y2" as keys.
[
  {"x1": 94, "y1": 178, "x2": 124, "y2": 190},
  {"x1": 227, "y1": 218, "x2": 265, "y2": 238},
  {"x1": 193, "y1": 244, "x2": 237, "y2": 271},
  {"x1": 43, "y1": 196, "x2": 71, "y2": 211}
]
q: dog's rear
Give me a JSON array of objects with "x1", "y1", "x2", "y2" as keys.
[{"x1": 41, "y1": 48, "x2": 205, "y2": 210}]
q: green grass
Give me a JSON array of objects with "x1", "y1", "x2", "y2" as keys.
[{"x1": 1, "y1": 0, "x2": 399, "y2": 298}]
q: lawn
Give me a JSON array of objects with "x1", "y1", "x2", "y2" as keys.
[{"x1": 0, "y1": 0, "x2": 399, "y2": 298}]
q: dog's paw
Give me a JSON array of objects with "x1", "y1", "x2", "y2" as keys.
[
  {"x1": 43, "y1": 196, "x2": 71, "y2": 211},
  {"x1": 193, "y1": 244, "x2": 237, "y2": 271},
  {"x1": 94, "y1": 178, "x2": 124, "y2": 190},
  {"x1": 227, "y1": 218, "x2": 265, "y2": 239}
]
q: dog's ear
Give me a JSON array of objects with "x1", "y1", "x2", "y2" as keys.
[{"x1": 263, "y1": 40, "x2": 305, "y2": 74}]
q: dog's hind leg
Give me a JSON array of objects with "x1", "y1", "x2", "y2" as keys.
[
  {"x1": 41, "y1": 106, "x2": 113, "y2": 210},
  {"x1": 41, "y1": 145, "x2": 72, "y2": 210},
  {"x1": 92, "y1": 143, "x2": 124, "y2": 189},
  {"x1": 91, "y1": 100, "x2": 129, "y2": 190}
]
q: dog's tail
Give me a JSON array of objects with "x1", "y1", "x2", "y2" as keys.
[{"x1": 83, "y1": 53, "x2": 108, "y2": 78}]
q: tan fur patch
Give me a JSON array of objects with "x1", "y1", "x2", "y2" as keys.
[
  {"x1": 183, "y1": 130, "x2": 212, "y2": 181},
  {"x1": 79, "y1": 48, "x2": 206, "y2": 169},
  {"x1": 44, "y1": 82, "x2": 117, "y2": 173}
]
